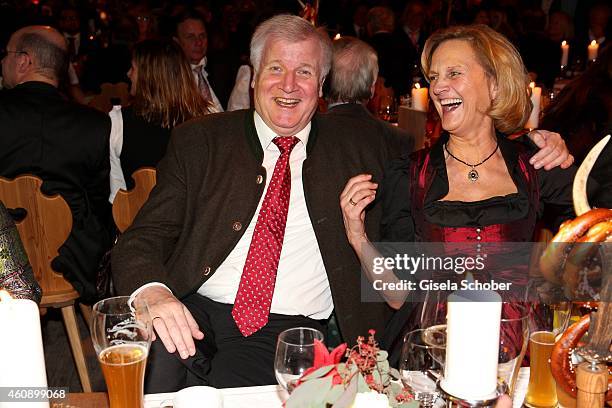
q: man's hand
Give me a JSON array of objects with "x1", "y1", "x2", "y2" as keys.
[
  {"x1": 528, "y1": 129, "x2": 574, "y2": 170},
  {"x1": 137, "y1": 286, "x2": 204, "y2": 359}
]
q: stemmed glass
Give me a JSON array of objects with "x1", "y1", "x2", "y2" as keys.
[
  {"x1": 274, "y1": 327, "x2": 324, "y2": 393},
  {"x1": 91, "y1": 296, "x2": 152, "y2": 408},
  {"x1": 399, "y1": 329, "x2": 444, "y2": 407},
  {"x1": 497, "y1": 303, "x2": 529, "y2": 398}
]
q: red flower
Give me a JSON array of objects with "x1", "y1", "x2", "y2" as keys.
[{"x1": 297, "y1": 340, "x2": 347, "y2": 386}]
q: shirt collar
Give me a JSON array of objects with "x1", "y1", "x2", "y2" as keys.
[
  {"x1": 253, "y1": 111, "x2": 310, "y2": 151},
  {"x1": 190, "y1": 56, "x2": 207, "y2": 70}
]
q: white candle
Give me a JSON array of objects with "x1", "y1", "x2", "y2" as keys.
[
  {"x1": 440, "y1": 289, "x2": 502, "y2": 401},
  {"x1": 525, "y1": 82, "x2": 541, "y2": 129},
  {"x1": 561, "y1": 41, "x2": 569, "y2": 67},
  {"x1": 0, "y1": 291, "x2": 49, "y2": 408},
  {"x1": 411, "y1": 83, "x2": 428, "y2": 112},
  {"x1": 587, "y1": 40, "x2": 599, "y2": 61}
]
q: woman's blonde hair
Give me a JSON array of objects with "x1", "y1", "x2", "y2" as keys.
[
  {"x1": 132, "y1": 39, "x2": 210, "y2": 128},
  {"x1": 421, "y1": 24, "x2": 532, "y2": 134}
]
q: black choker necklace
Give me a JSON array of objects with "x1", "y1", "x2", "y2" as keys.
[{"x1": 444, "y1": 142, "x2": 499, "y2": 182}]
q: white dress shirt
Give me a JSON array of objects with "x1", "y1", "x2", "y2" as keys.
[
  {"x1": 130, "y1": 112, "x2": 334, "y2": 320},
  {"x1": 227, "y1": 65, "x2": 252, "y2": 111},
  {"x1": 64, "y1": 32, "x2": 81, "y2": 55},
  {"x1": 191, "y1": 57, "x2": 224, "y2": 113},
  {"x1": 198, "y1": 112, "x2": 333, "y2": 319},
  {"x1": 108, "y1": 106, "x2": 125, "y2": 203}
]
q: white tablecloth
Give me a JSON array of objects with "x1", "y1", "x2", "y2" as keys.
[
  {"x1": 144, "y1": 385, "x2": 288, "y2": 408},
  {"x1": 144, "y1": 368, "x2": 530, "y2": 408}
]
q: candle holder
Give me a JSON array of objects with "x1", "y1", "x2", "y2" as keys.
[{"x1": 439, "y1": 379, "x2": 508, "y2": 407}]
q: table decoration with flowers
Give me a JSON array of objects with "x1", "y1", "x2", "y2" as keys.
[{"x1": 285, "y1": 330, "x2": 419, "y2": 408}]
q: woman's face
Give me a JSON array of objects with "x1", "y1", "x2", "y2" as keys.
[
  {"x1": 127, "y1": 60, "x2": 138, "y2": 96},
  {"x1": 428, "y1": 39, "x2": 497, "y2": 137}
]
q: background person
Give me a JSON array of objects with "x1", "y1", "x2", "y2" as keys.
[{"x1": 109, "y1": 39, "x2": 211, "y2": 203}]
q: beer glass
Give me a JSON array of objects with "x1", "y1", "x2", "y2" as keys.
[
  {"x1": 524, "y1": 299, "x2": 570, "y2": 408},
  {"x1": 91, "y1": 296, "x2": 152, "y2": 408}
]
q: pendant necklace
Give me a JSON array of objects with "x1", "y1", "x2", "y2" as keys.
[{"x1": 444, "y1": 142, "x2": 499, "y2": 182}]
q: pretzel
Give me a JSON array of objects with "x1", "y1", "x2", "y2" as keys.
[{"x1": 550, "y1": 314, "x2": 612, "y2": 401}]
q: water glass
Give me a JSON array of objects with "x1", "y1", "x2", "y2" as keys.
[
  {"x1": 91, "y1": 296, "x2": 152, "y2": 408},
  {"x1": 274, "y1": 327, "x2": 324, "y2": 393}
]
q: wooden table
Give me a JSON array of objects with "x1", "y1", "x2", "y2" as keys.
[{"x1": 52, "y1": 393, "x2": 109, "y2": 408}]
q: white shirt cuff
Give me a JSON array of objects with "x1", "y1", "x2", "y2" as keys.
[{"x1": 128, "y1": 282, "x2": 172, "y2": 310}]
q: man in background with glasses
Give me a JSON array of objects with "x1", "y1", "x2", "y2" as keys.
[{"x1": 0, "y1": 25, "x2": 112, "y2": 304}]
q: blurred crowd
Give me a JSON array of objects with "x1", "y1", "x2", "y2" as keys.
[{"x1": 1, "y1": 0, "x2": 610, "y2": 107}]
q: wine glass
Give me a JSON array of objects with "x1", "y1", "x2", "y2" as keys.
[
  {"x1": 497, "y1": 303, "x2": 529, "y2": 398},
  {"x1": 91, "y1": 296, "x2": 152, "y2": 408},
  {"x1": 274, "y1": 327, "x2": 324, "y2": 393},
  {"x1": 399, "y1": 329, "x2": 444, "y2": 407}
]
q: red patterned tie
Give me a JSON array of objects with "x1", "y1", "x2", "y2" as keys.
[{"x1": 232, "y1": 136, "x2": 299, "y2": 336}]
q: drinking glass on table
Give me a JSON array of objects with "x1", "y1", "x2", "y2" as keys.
[
  {"x1": 91, "y1": 296, "x2": 152, "y2": 408},
  {"x1": 399, "y1": 329, "x2": 444, "y2": 408},
  {"x1": 497, "y1": 303, "x2": 529, "y2": 398},
  {"x1": 274, "y1": 327, "x2": 324, "y2": 393},
  {"x1": 524, "y1": 289, "x2": 571, "y2": 408}
]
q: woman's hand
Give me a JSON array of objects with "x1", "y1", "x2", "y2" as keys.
[{"x1": 340, "y1": 174, "x2": 378, "y2": 247}]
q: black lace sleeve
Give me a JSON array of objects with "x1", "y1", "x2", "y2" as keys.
[
  {"x1": 380, "y1": 155, "x2": 415, "y2": 242},
  {"x1": 0, "y1": 202, "x2": 42, "y2": 303}
]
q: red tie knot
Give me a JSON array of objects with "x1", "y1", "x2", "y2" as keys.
[{"x1": 273, "y1": 136, "x2": 299, "y2": 155}]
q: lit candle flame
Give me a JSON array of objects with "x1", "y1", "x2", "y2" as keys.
[
  {"x1": 562, "y1": 40, "x2": 567, "y2": 46},
  {"x1": 415, "y1": 83, "x2": 421, "y2": 89},
  {"x1": 334, "y1": 33, "x2": 341, "y2": 40},
  {"x1": 0, "y1": 290, "x2": 13, "y2": 301},
  {"x1": 590, "y1": 40, "x2": 597, "y2": 46},
  {"x1": 529, "y1": 82, "x2": 535, "y2": 89}
]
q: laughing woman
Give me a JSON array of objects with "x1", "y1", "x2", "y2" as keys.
[{"x1": 339, "y1": 25, "x2": 578, "y2": 341}]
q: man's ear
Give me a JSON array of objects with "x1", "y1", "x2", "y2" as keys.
[
  {"x1": 16, "y1": 52, "x2": 32, "y2": 75},
  {"x1": 319, "y1": 75, "x2": 326, "y2": 98}
]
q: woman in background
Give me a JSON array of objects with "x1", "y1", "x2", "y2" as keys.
[{"x1": 109, "y1": 39, "x2": 211, "y2": 202}]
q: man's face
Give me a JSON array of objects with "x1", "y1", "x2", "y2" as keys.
[
  {"x1": 175, "y1": 19, "x2": 207, "y2": 64},
  {"x1": 59, "y1": 9, "x2": 81, "y2": 35},
  {"x1": 1, "y1": 35, "x2": 25, "y2": 89},
  {"x1": 253, "y1": 38, "x2": 323, "y2": 137}
]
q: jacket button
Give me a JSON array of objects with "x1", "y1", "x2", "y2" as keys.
[
  {"x1": 203, "y1": 266, "x2": 212, "y2": 276},
  {"x1": 256, "y1": 175, "x2": 264, "y2": 184},
  {"x1": 232, "y1": 221, "x2": 242, "y2": 231}
]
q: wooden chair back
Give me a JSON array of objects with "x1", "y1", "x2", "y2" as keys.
[
  {"x1": 112, "y1": 167, "x2": 157, "y2": 232},
  {"x1": 88, "y1": 82, "x2": 130, "y2": 113},
  {"x1": 0, "y1": 175, "x2": 77, "y2": 305},
  {"x1": 0, "y1": 175, "x2": 92, "y2": 391}
]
